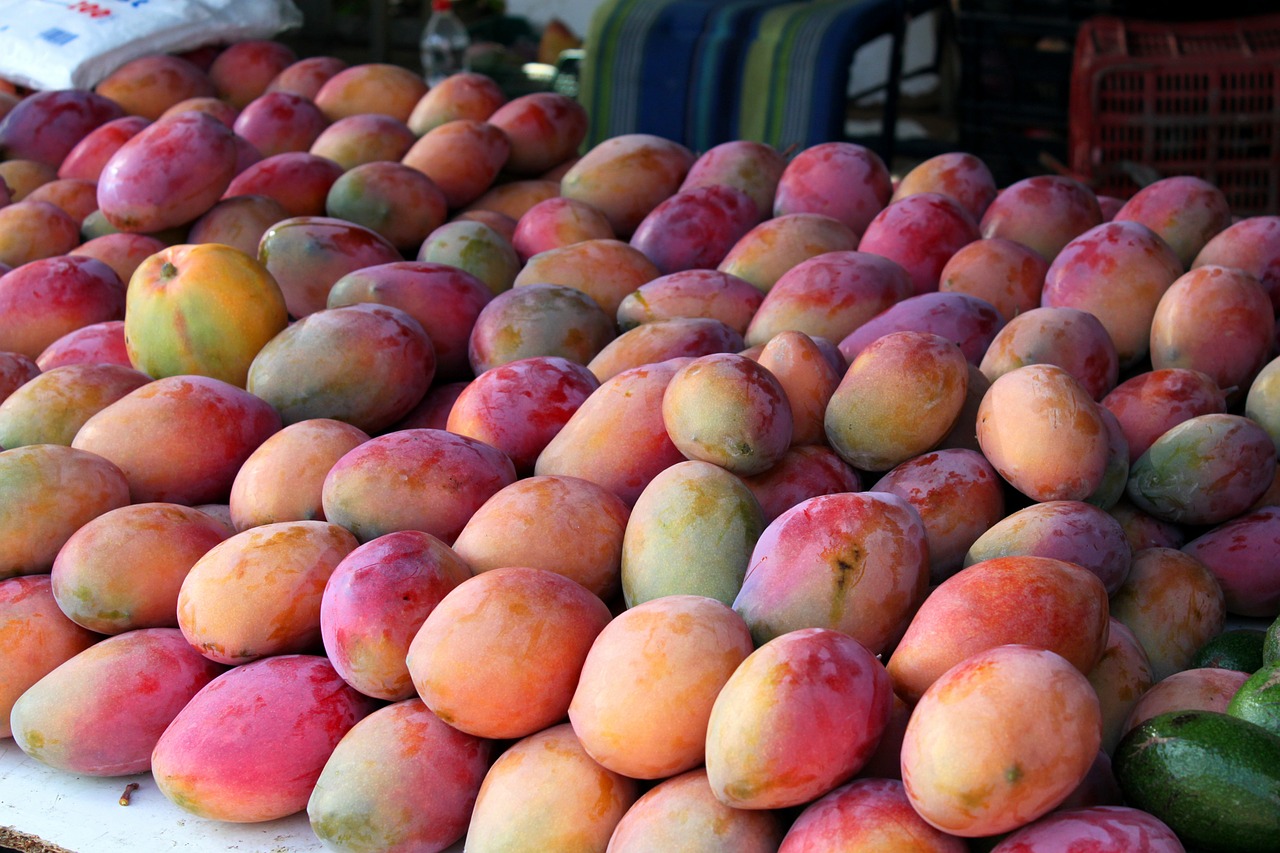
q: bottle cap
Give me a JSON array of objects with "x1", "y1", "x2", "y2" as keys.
[{"x1": 432, "y1": 0, "x2": 452, "y2": 11}]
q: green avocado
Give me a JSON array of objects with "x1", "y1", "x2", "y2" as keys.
[{"x1": 1114, "y1": 710, "x2": 1280, "y2": 853}]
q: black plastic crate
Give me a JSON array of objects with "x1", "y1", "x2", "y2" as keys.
[{"x1": 960, "y1": 110, "x2": 1070, "y2": 186}]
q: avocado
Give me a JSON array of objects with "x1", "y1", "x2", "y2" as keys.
[
  {"x1": 1192, "y1": 628, "x2": 1268, "y2": 673},
  {"x1": 1113, "y1": 710, "x2": 1280, "y2": 853},
  {"x1": 1228, "y1": 660, "x2": 1280, "y2": 738}
]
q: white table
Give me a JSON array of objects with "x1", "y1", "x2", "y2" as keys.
[{"x1": 0, "y1": 739, "x2": 324, "y2": 853}]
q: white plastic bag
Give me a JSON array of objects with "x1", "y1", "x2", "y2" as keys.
[{"x1": 0, "y1": 0, "x2": 304, "y2": 91}]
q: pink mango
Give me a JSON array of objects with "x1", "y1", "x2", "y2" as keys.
[
  {"x1": 151, "y1": 655, "x2": 376, "y2": 822},
  {"x1": 71, "y1": 375, "x2": 281, "y2": 505},
  {"x1": 10, "y1": 628, "x2": 224, "y2": 776},
  {"x1": 321, "y1": 428, "x2": 517, "y2": 544},
  {"x1": 320, "y1": 530, "x2": 471, "y2": 700},
  {"x1": 773, "y1": 141, "x2": 892, "y2": 236},
  {"x1": 858, "y1": 192, "x2": 980, "y2": 295}
]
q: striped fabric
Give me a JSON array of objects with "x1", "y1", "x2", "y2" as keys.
[
  {"x1": 738, "y1": 0, "x2": 902, "y2": 151},
  {"x1": 686, "y1": 0, "x2": 794, "y2": 152},
  {"x1": 579, "y1": 0, "x2": 904, "y2": 154}
]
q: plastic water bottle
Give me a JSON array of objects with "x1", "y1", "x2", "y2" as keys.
[{"x1": 420, "y1": 0, "x2": 470, "y2": 87}]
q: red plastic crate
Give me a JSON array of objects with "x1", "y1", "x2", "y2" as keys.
[{"x1": 1068, "y1": 13, "x2": 1280, "y2": 214}]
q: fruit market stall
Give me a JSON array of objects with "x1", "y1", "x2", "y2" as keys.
[{"x1": 5, "y1": 0, "x2": 1280, "y2": 851}]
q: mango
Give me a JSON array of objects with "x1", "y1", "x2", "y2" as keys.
[
  {"x1": 257, "y1": 215, "x2": 402, "y2": 318},
  {"x1": 98, "y1": 111, "x2": 237, "y2": 232},
  {"x1": 938, "y1": 236, "x2": 1049, "y2": 321},
  {"x1": 783, "y1": 777, "x2": 968, "y2": 851},
  {"x1": 95, "y1": 54, "x2": 214, "y2": 120},
  {"x1": 0, "y1": 575, "x2": 100, "y2": 738},
  {"x1": 569, "y1": 595, "x2": 753, "y2": 779},
  {"x1": 977, "y1": 364, "x2": 1110, "y2": 503},
  {"x1": 1193, "y1": 214, "x2": 1280, "y2": 312},
  {"x1": 407, "y1": 567, "x2": 611, "y2": 739},
  {"x1": 1121, "y1": 667, "x2": 1249, "y2": 736},
  {"x1": 1041, "y1": 220, "x2": 1183, "y2": 369},
  {"x1": 225, "y1": 151, "x2": 344, "y2": 218},
  {"x1": 71, "y1": 374, "x2": 281, "y2": 505},
  {"x1": 58, "y1": 115, "x2": 149, "y2": 182},
  {"x1": 205, "y1": 38, "x2": 294, "y2": 105},
  {"x1": 267, "y1": 55, "x2": 348, "y2": 101},
  {"x1": 309, "y1": 113, "x2": 416, "y2": 170},
  {"x1": 313, "y1": 63, "x2": 427, "y2": 123},
  {"x1": 706, "y1": 627, "x2": 893, "y2": 809},
  {"x1": 248, "y1": 303, "x2": 434, "y2": 434},
  {"x1": 873, "y1": 448, "x2": 1005, "y2": 584},
  {"x1": 1183, "y1": 505, "x2": 1280, "y2": 618},
  {"x1": 745, "y1": 249, "x2": 913, "y2": 348},
  {"x1": 514, "y1": 237, "x2": 660, "y2": 317},
  {"x1": 0, "y1": 363, "x2": 149, "y2": 449},
  {"x1": 177, "y1": 520, "x2": 358, "y2": 664},
  {"x1": 512, "y1": 196, "x2": 614, "y2": 262},
  {"x1": 0, "y1": 89, "x2": 123, "y2": 167},
  {"x1": 979, "y1": 175, "x2": 1103, "y2": 262},
  {"x1": 980, "y1": 306, "x2": 1118, "y2": 401},
  {"x1": 0, "y1": 200, "x2": 80, "y2": 268},
  {"x1": 32, "y1": 317, "x2": 129, "y2": 371},
  {"x1": 125, "y1": 242, "x2": 287, "y2": 387},
  {"x1": 0, "y1": 254, "x2": 125, "y2": 360},
  {"x1": 465, "y1": 723, "x2": 637, "y2": 852},
  {"x1": 232, "y1": 90, "x2": 327, "y2": 157},
  {"x1": 901, "y1": 644, "x2": 1102, "y2": 837},
  {"x1": 735, "y1": 490, "x2": 927, "y2": 652},
  {"x1": 838, "y1": 290, "x2": 1003, "y2": 366},
  {"x1": 186, "y1": 194, "x2": 288, "y2": 258},
  {"x1": 488, "y1": 91, "x2": 588, "y2": 176},
  {"x1": 893, "y1": 151, "x2": 997, "y2": 222},
  {"x1": 1103, "y1": 368, "x2": 1226, "y2": 463},
  {"x1": 616, "y1": 268, "x2": 762, "y2": 334},
  {"x1": 69, "y1": 234, "x2": 167, "y2": 286},
  {"x1": 151, "y1": 654, "x2": 376, "y2": 822},
  {"x1": 51, "y1": 501, "x2": 229, "y2": 634},
  {"x1": 417, "y1": 219, "x2": 520, "y2": 296},
  {"x1": 1150, "y1": 265, "x2": 1273, "y2": 401},
  {"x1": 680, "y1": 139, "x2": 786, "y2": 221},
  {"x1": 1088, "y1": 618, "x2": 1156, "y2": 754},
  {"x1": 739, "y1": 444, "x2": 861, "y2": 524},
  {"x1": 468, "y1": 282, "x2": 614, "y2": 374},
  {"x1": 965, "y1": 500, "x2": 1132, "y2": 595},
  {"x1": 859, "y1": 192, "x2": 980, "y2": 295},
  {"x1": 588, "y1": 317, "x2": 743, "y2": 383},
  {"x1": 1113, "y1": 175, "x2": 1231, "y2": 268},
  {"x1": 663, "y1": 352, "x2": 792, "y2": 475},
  {"x1": 630, "y1": 185, "x2": 759, "y2": 274},
  {"x1": 560, "y1": 133, "x2": 695, "y2": 237},
  {"x1": 452, "y1": 475, "x2": 629, "y2": 600},
  {"x1": 229, "y1": 418, "x2": 369, "y2": 531},
  {"x1": 719, "y1": 212, "x2": 859, "y2": 292},
  {"x1": 446, "y1": 355, "x2": 598, "y2": 474},
  {"x1": 401, "y1": 119, "x2": 509, "y2": 209},
  {"x1": 321, "y1": 531, "x2": 471, "y2": 701},
  {"x1": 308, "y1": 698, "x2": 489, "y2": 853},
  {"x1": 0, "y1": 444, "x2": 130, "y2": 579},
  {"x1": 887, "y1": 555, "x2": 1110, "y2": 702},
  {"x1": 826, "y1": 330, "x2": 969, "y2": 472},
  {"x1": 773, "y1": 141, "x2": 891, "y2": 236},
  {"x1": 535, "y1": 358, "x2": 691, "y2": 506},
  {"x1": 1127, "y1": 413, "x2": 1275, "y2": 526},
  {"x1": 621, "y1": 460, "x2": 764, "y2": 608},
  {"x1": 321, "y1": 428, "x2": 516, "y2": 544},
  {"x1": 10, "y1": 628, "x2": 224, "y2": 775},
  {"x1": 609, "y1": 768, "x2": 783, "y2": 852},
  {"x1": 406, "y1": 71, "x2": 506, "y2": 134}
]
